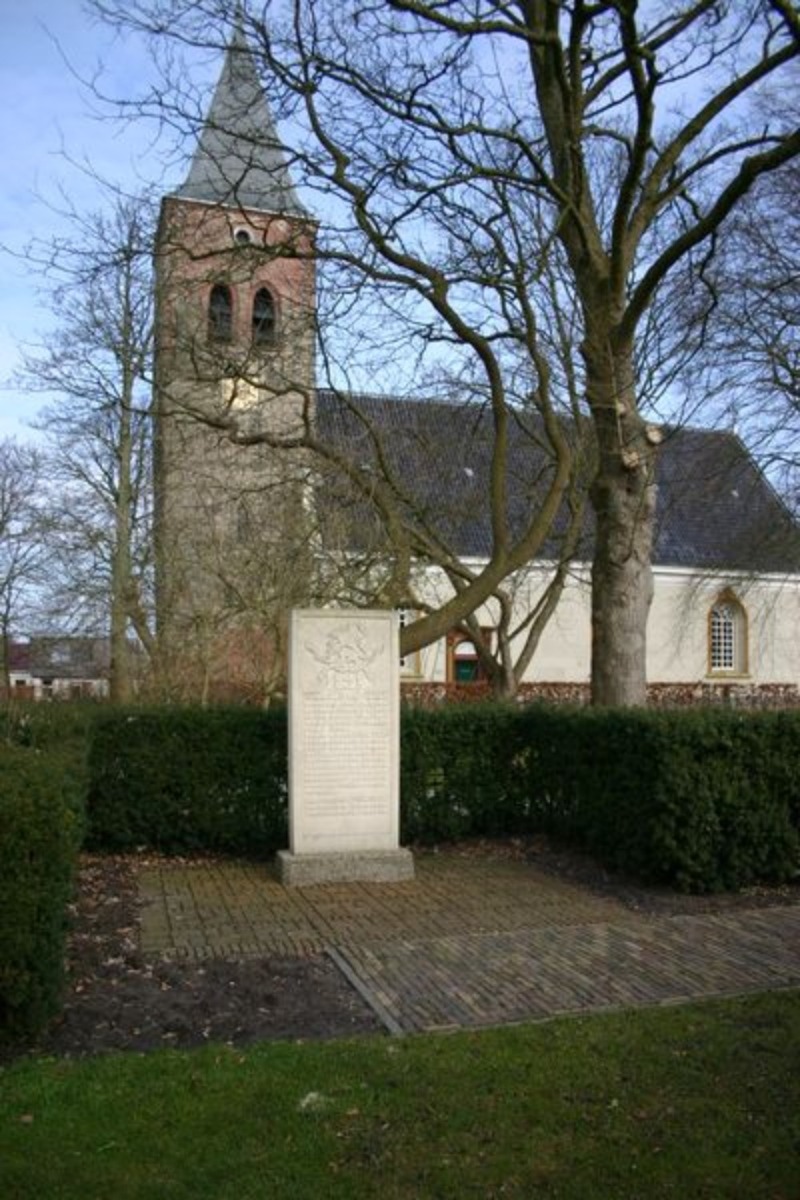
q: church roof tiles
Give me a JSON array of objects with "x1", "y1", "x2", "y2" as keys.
[
  {"x1": 176, "y1": 25, "x2": 306, "y2": 216},
  {"x1": 316, "y1": 389, "x2": 800, "y2": 574}
]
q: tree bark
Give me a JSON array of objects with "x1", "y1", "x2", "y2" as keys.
[
  {"x1": 489, "y1": 645, "x2": 519, "y2": 702},
  {"x1": 109, "y1": 361, "x2": 135, "y2": 704},
  {"x1": 585, "y1": 333, "x2": 656, "y2": 707}
]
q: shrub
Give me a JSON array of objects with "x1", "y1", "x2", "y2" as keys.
[
  {"x1": 400, "y1": 703, "x2": 526, "y2": 843},
  {"x1": 0, "y1": 747, "x2": 85, "y2": 1042},
  {"x1": 1, "y1": 699, "x2": 97, "y2": 753},
  {"x1": 86, "y1": 707, "x2": 288, "y2": 856},
  {"x1": 83, "y1": 701, "x2": 800, "y2": 892},
  {"x1": 516, "y1": 707, "x2": 800, "y2": 892}
]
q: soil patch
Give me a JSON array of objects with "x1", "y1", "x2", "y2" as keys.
[
  {"x1": 438, "y1": 835, "x2": 800, "y2": 916},
  {"x1": 3, "y1": 856, "x2": 382, "y2": 1064},
  {"x1": 5, "y1": 840, "x2": 797, "y2": 1063}
]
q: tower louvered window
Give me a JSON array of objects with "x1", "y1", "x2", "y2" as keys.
[
  {"x1": 209, "y1": 284, "x2": 233, "y2": 341},
  {"x1": 252, "y1": 287, "x2": 276, "y2": 346}
]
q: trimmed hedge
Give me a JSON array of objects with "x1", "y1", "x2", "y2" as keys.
[
  {"x1": 517, "y1": 707, "x2": 800, "y2": 892},
  {"x1": 86, "y1": 704, "x2": 524, "y2": 855},
  {"x1": 1, "y1": 700, "x2": 97, "y2": 753},
  {"x1": 81, "y1": 703, "x2": 800, "y2": 893},
  {"x1": 86, "y1": 707, "x2": 288, "y2": 856},
  {"x1": 400, "y1": 704, "x2": 526, "y2": 843},
  {"x1": 400, "y1": 705, "x2": 800, "y2": 891},
  {"x1": 0, "y1": 747, "x2": 85, "y2": 1042}
]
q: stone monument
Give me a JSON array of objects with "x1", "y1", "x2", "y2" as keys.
[{"x1": 276, "y1": 609, "x2": 414, "y2": 885}]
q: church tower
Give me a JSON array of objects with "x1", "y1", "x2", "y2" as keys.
[{"x1": 153, "y1": 23, "x2": 316, "y2": 699}]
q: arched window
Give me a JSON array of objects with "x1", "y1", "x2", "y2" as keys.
[
  {"x1": 709, "y1": 592, "x2": 748, "y2": 675},
  {"x1": 252, "y1": 287, "x2": 276, "y2": 347},
  {"x1": 447, "y1": 630, "x2": 492, "y2": 684},
  {"x1": 208, "y1": 284, "x2": 233, "y2": 341},
  {"x1": 453, "y1": 639, "x2": 480, "y2": 683}
]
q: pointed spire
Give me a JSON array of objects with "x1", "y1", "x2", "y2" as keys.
[{"x1": 177, "y1": 21, "x2": 306, "y2": 216}]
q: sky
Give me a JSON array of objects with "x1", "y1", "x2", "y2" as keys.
[
  {"x1": 0, "y1": 3, "x2": 788, "y2": 449},
  {"x1": 0, "y1": 0, "x2": 195, "y2": 440}
]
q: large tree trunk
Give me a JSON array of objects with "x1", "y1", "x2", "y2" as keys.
[
  {"x1": 489, "y1": 661, "x2": 519, "y2": 702},
  {"x1": 585, "y1": 335, "x2": 656, "y2": 707}
]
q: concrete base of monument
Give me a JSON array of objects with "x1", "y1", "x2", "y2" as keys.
[{"x1": 276, "y1": 848, "x2": 415, "y2": 887}]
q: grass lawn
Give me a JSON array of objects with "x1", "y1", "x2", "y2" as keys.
[{"x1": 1, "y1": 991, "x2": 798, "y2": 1199}]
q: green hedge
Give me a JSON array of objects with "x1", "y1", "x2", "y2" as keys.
[
  {"x1": 1, "y1": 699, "x2": 98, "y2": 753},
  {"x1": 0, "y1": 747, "x2": 85, "y2": 1042},
  {"x1": 400, "y1": 706, "x2": 800, "y2": 891},
  {"x1": 400, "y1": 704, "x2": 527, "y2": 843},
  {"x1": 516, "y1": 707, "x2": 800, "y2": 892},
  {"x1": 86, "y1": 708, "x2": 288, "y2": 856},
  {"x1": 86, "y1": 704, "x2": 524, "y2": 855},
  {"x1": 81, "y1": 703, "x2": 800, "y2": 893}
]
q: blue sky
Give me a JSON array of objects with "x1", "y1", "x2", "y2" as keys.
[{"x1": 0, "y1": 0, "x2": 188, "y2": 439}]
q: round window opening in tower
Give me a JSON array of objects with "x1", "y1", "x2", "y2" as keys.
[{"x1": 234, "y1": 228, "x2": 253, "y2": 246}]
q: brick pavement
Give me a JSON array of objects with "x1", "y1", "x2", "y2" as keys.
[{"x1": 138, "y1": 856, "x2": 800, "y2": 1034}]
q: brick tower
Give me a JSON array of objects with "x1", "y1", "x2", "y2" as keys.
[{"x1": 153, "y1": 23, "x2": 316, "y2": 699}]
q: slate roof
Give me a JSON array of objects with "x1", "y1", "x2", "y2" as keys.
[
  {"x1": 652, "y1": 425, "x2": 799, "y2": 571},
  {"x1": 8, "y1": 642, "x2": 31, "y2": 673},
  {"x1": 315, "y1": 389, "x2": 800, "y2": 574},
  {"x1": 26, "y1": 638, "x2": 111, "y2": 681},
  {"x1": 176, "y1": 25, "x2": 307, "y2": 216}
]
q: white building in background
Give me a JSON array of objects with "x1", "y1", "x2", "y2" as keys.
[
  {"x1": 314, "y1": 391, "x2": 800, "y2": 703},
  {"x1": 6, "y1": 638, "x2": 111, "y2": 700}
]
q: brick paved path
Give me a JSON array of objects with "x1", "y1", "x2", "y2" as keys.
[{"x1": 138, "y1": 857, "x2": 800, "y2": 1034}]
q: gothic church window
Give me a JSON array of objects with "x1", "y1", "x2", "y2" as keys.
[
  {"x1": 252, "y1": 287, "x2": 276, "y2": 347},
  {"x1": 209, "y1": 284, "x2": 233, "y2": 341},
  {"x1": 709, "y1": 592, "x2": 748, "y2": 674}
]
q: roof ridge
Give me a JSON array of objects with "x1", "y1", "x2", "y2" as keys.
[{"x1": 317, "y1": 389, "x2": 751, "y2": 438}]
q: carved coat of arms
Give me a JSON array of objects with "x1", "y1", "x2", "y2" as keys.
[{"x1": 305, "y1": 623, "x2": 384, "y2": 690}]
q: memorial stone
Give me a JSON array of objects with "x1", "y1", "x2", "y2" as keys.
[{"x1": 277, "y1": 609, "x2": 414, "y2": 885}]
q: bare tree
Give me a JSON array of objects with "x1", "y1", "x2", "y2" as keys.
[
  {"x1": 683, "y1": 154, "x2": 800, "y2": 505},
  {"x1": 17, "y1": 194, "x2": 155, "y2": 702},
  {"x1": 91, "y1": 0, "x2": 800, "y2": 705},
  {"x1": 0, "y1": 441, "x2": 49, "y2": 693}
]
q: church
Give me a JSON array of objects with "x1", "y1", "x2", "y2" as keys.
[{"x1": 152, "y1": 24, "x2": 800, "y2": 706}]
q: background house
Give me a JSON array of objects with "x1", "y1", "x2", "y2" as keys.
[{"x1": 4, "y1": 638, "x2": 111, "y2": 700}]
